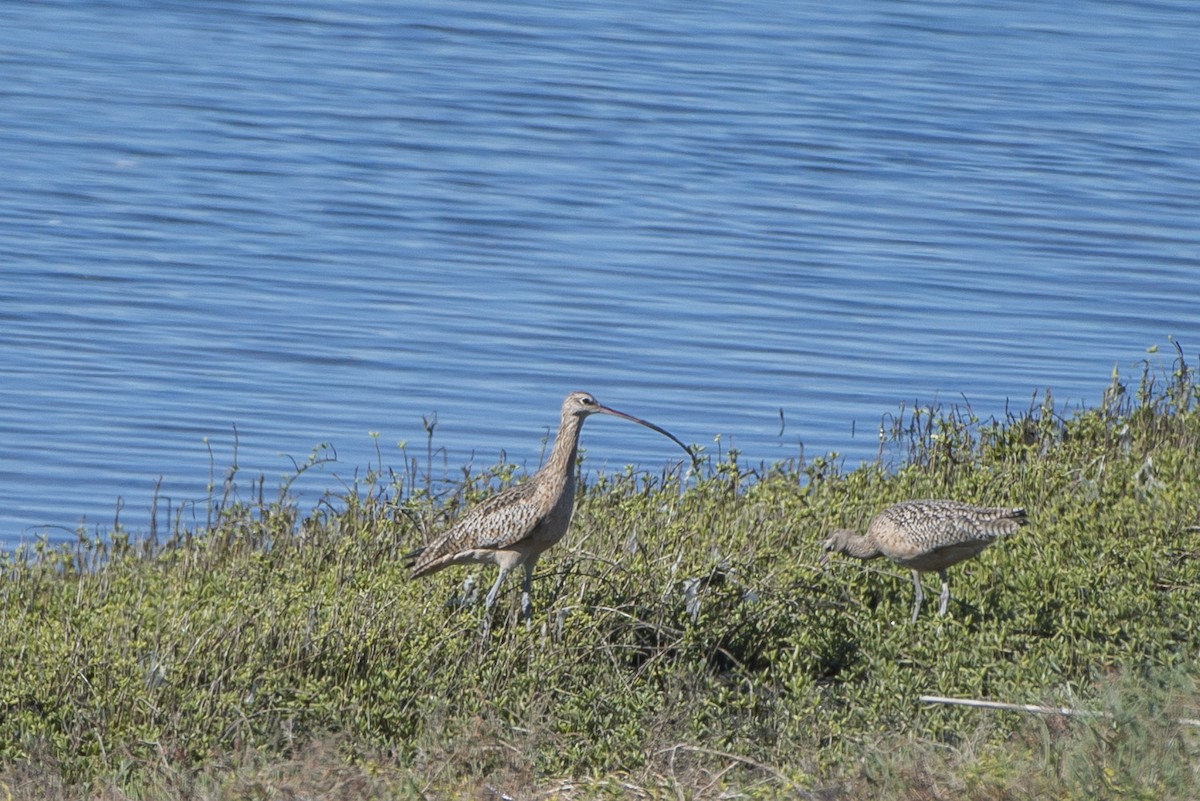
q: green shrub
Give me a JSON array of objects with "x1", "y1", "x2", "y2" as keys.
[{"x1": 2, "y1": 348, "x2": 1198, "y2": 798}]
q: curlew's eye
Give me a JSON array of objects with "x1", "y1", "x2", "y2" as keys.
[{"x1": 580, "y1": 396, "x2": 595, "y2": 405}]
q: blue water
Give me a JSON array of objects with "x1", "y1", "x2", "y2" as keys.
[{"x1": 2, "y1": 1, "x2": 1198, "y2": 547}]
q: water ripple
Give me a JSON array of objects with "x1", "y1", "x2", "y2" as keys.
[{"x1": 1, "y1": 0, "x2": 1198, "y2": 543}]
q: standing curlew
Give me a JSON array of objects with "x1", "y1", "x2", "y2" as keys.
[
  {"x1": 819, "y1": 499, "x2": 1027, "y2": 622},
  {"x1": 404, "y1": 391, "x2": 693, "y2": 631}
]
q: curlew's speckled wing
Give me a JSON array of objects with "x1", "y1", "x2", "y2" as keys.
[
  {"x1": 405, "y1": 480, "x2": 544, "y2": 576},
  {"x1": 874, "y1": 500, "x2": 1026, "y2": 568}
]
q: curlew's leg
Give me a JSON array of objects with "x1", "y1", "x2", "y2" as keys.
[
  {"x1": 520, "y1": 555, "x2": 542, "y2": 626},
  {"x1": 937, "y1": 570, "x2": 950, "y2": 616},
  {"x1": 484, "y1": 567, "x2": 509, "y2": 611},
  {"x1": 520, "y1": 563, "x2": 535, "y2": 623},
  {"x1": 481, "y1": 567, "x2": 509, "y2": 636},
  {"x1": 910, "y1": 570, "x2": 924, "y2": 623}
]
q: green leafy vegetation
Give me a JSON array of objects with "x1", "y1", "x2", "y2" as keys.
[{"x1": 3, "y1": 347, "x2": 1199, "y2": 799}]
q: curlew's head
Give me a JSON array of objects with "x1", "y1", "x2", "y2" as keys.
[
  {"x1": 819, "y1": 528, "x2": 872, "y2": 566},
  {"x1": 561, "y1": 391, "x2": 609, "y2": 419},
  {"x1": 560, "y1": 391, "x2": 695, "y2": 463}
]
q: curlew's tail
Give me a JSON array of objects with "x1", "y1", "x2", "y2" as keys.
[
  {"x1": 987, "y1": 506, "x2": 1028, "y2": 537},
  {"x1": 403, "y1": 539, "x2": 464, "y2": 579},
  {"x1": 402, "y1": 545, "x2": 425, "y2": 575}
]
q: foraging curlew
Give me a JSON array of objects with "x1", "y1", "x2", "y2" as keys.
[
  {"x1": 819, "y1": 499, "x2": 1026, "y2": 622},
  {"x1": 404, "y1": 391, "x2": 693, "y2": 631}
]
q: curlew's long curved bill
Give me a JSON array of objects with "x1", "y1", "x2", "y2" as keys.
[{"x1": 596, "y1": 404, "x2": 697, "y2": 466}]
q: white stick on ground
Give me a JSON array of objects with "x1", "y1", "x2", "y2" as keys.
[{"x1": 918, "y1": 694, "x2": 1200, "y2": 727}]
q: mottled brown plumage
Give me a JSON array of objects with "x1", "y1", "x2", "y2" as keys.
[
  {"x1": 404, "y1": 391, "x2": 692, "y2": 631},
  {"x1": 820, "y1": 499, "x2": 1027, "y2": 622}
]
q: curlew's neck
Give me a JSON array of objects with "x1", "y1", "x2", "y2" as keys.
[
  {"x1": 828, "y1": 529, "x2": 882, "y2": 561},
  {"x1": 536, "y1": 411, "x2": 586, "y2": 491}
]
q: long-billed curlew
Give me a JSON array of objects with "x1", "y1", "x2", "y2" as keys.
[
  {"x1": 819, "y1": 499, "x2": 1027, "y2": 622},
  {"x1": 404, "y1": 391, "x2": 693, "y2": 631}
]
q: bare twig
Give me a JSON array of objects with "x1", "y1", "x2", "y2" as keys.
[
  {"x1": 656, "y1": 744, "x2": 803, "y2": 792},
  {"x1": 919, "y1": 694, "x2": 1200, "y2": 727}
]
